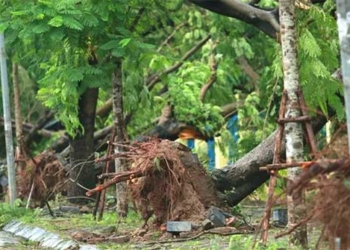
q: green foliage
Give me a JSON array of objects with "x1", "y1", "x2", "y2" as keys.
[
  {"x1": 0, "y1": 200, "x2": 32, "y2": 227},
  {"x1": 230, "y1": 92, "x2": 276, "y2": 157},
  {"x1": 1, "y1": 0, "x2": 154, "y2": 137},
  {"x1": 297, "y1": 4, "x2": 343, "y2": 119},
  {"x1": 168, "y1": 65, "x2": 225, "y2": 135},
  {"x1": 0, "y1": 0, "x2": 344, "y2": 165}
]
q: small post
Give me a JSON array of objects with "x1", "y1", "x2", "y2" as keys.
[
  {"x1": 335, "y1": 237, "x2": 341, "y2": 250},
  {"x1": 0, "y1": 33, "x2": 17, "y2": 205},
  {"x1": 336, "y1": 0, "x2": 350, "y2": 155}
]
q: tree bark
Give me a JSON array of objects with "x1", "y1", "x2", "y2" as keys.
[
  {"x1": 211, "y1": 111, "x2": 330, "y2": 206},
  {"x1": 23, "y1": 111, "x2": 55, "y2": 146},
  {"x1": 187, "y1": 0, "x2": 280, "y2": 38},
  {"x1": 12, "y1": 62, "x2": 26, "y2": 169},
  {"x1": 279, "y1": 0, "x2": 307, "y2": 246},
  {"x1": 112, "y1": 62, "x2": 128, "y2": 217},
  {"x1": 67, "y1": 87, "x2": 99, "y2": 204}
]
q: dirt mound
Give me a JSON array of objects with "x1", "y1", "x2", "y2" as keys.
[{"x1": 17, "y1": 151, "x2": 67, "y2": 206}]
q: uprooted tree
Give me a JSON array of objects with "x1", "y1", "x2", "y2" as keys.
[
  {"x1": 87, "y1": 139, "x2": 219, "y2": 225},
  {"x1": 0, "y1": 0, "x2": 343, "y2": 209}
]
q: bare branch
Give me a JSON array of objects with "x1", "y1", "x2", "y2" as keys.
[
  {"x1": 158, "y1": 104, "x2": 173, "y2": 125},
  {"x1": 237, "y1": 56, "x2": 260, "y2": 92},
  {"x1": 187, "y1": 0, "x2": 279, "y2": 38},
  {"x1": 129, "y1": 8, "x2": 145, "y2": 32},
  {"x1": 23, "y1": 111, "x2": 55, "y2": 145},
  {"x1": 220, "y1": 101, "x2": 244, "y2": 117},
  {"x1": 157, "y1": 22, "x2": 189, "y2": 53},
  {"x1": 86, "y1": 169, "x2": 144, "y2": 196}
]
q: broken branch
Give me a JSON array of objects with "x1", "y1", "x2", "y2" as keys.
[
  {"x1": 86, "y1": 169, "x2": 144, "y2": 197},
  {"x1": 259, "y1": 161, "x2": 314, "y2": 171}
]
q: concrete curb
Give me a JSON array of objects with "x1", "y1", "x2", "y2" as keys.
[{"x1": 2, "y1": 220, "x2": 98, "y2": 250}]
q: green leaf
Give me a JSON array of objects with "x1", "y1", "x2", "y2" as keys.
[
  {"x1": 48, "y1": 16, "x2": 63, "y2": 27},
  {"x1": 10, "y1": 10, "x2": 29, "y2": 16},
  {"x1": 154, "y1": 157, "x2": 161, "y2": 170},
  {"x1": 100, "y1": 40, "x2": 119, "y2": 50},
  {"x1": 62, "y1": 16, "x2": 84, "y2": 30},
  {"x1": 35, "y1": 13, "x2": 45, "y2": 20},
  {"x1": 344, "y1": 179, "x2": 350, "y2": 191},
  {"x1": 112, "y1": 48, "x2": 125, "y2": 57},
  {"x1": 119, "y1": 38, "x2": 131, "y2": 48},
  {"x1": 0, "y1": 22, "x2": 9, "y2": 33}
]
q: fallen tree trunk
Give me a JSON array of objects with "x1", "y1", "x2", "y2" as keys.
[{"x1": 211, "y1": 111, "x2": 330, "y2": 206}]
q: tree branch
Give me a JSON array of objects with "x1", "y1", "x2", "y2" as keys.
[
  {"x1": 187, "y1": 0, "x2": 279, "y2": 39},
  {"x1": 157, "y1": 22, "x2": 189, "y2": 53},
  {"x1": 23, "y1": 111, "x2": 55, "y2": 145},
  {"x1": 200, "y1": 39, "x2": 219, "y2": 101},
  {"x1": 220, "y1": 101, "x2": 244, "y2": 117},
  {"x1": 96, "y1": 34, "x2": 212, "y2": 119},
  {"x1": 96, "y1": 99, "x2": 113, "y2": 118},
  {"x1": 129, "y1": 8, "x2": 145, "y2": 32},
  {"x1": 237, "y1": 56, "x2": 260, "y2": 92},
  {"x1": 146, "y1": 34, "x2": 212, "y2": 90}
]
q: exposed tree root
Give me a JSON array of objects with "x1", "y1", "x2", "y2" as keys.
[
  {"x1": 87, "y1": 139, "x2": 219, "y2": 225},
  {"x1": 278, "y1": 157, "x2": 350, "y2": 249},
  {"x1": 17, "y1": 151, "x2": 67, "y2": 207}
]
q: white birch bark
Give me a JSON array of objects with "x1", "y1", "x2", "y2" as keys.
[
  {"x1": 336, "y1": 0, "x2": 350, "y2": 154},
  {"x1": 279, "y1": 0, "x2": 308, "y2": 246}
]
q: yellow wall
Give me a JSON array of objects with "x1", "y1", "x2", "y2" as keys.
[{"x1": 177, "y1": 138, "x2": 228, "y2": 169}]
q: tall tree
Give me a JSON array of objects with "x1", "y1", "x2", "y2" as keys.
[
  {"x1": 112, "y1": 62, "x2": 128, "y2": 217},
  {"x1": 279, "y1": 0, "x2": 307, "y2": 246},
  {"x1": 68, "y1": 87, "x2": 99, "y2": 203}
]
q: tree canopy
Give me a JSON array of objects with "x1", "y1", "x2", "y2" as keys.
[{"x1": 0, "y1": 0, "x2": 343, "y2": 162}]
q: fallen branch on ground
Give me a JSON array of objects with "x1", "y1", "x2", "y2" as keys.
[{"x1": 143, "y1": 228, "x2": 254, "y2": 245}]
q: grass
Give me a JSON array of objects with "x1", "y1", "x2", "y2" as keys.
[
  {"x1": 0, "y1": 200, "x2": 323, "y2": 250},
  {"x1": 0, "y1": 200, "x2": 33, "y2": 228}
]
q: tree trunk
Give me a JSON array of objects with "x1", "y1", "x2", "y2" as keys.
[
  {"x1": 336, "y1": 0, "x2": 350, "y2": 154},
  {"x1": 68, "y1": 87, "x2": 99, "y2": 204},
  {"x1": 12, "y1": 62, "x2": 26, "y2": 171},
  {"x1": 279, "y1": 0, "x2": 307, "y2": 246},
  {"x1": 112, "y1": 62, "x2": 128, "y2": 217},
  {"x1": 211, "y1": 111, "x2": 330, "y2": 206}
]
